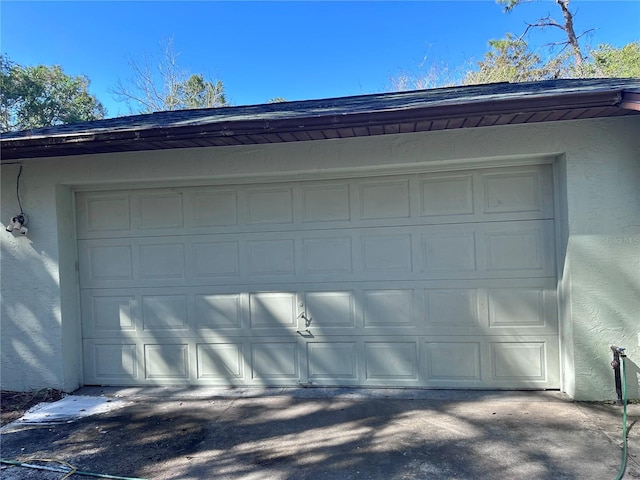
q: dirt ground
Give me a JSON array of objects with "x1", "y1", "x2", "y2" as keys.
[
  {"x1": 0, "y1": 389, "x2": 67, "y2": 426},
  {"x1": 1, "y1": 387, "x2": 638, "y2": 480}
]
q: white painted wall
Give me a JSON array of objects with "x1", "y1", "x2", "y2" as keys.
[{"x1": 2, "y1": 115, "x2": 638, "y2": 399}]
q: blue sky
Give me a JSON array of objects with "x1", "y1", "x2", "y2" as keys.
[{"x1": 2, "y1": 1, "x2": 639, "y2": 118}]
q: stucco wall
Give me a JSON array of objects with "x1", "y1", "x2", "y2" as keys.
[
  {"x1": 1, "y1": 171, "x2": 66, "y2": 390},
  {"x1": 563, "y1": 120, "x2": 640, "y2": 400},
  {"x1": 1, "y1": 115, "x2": 638, "y2": 399}
]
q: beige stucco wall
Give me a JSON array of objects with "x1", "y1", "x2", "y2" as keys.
[{"x1": 2, "y1": 115, "x2": 638, "y2": 400}]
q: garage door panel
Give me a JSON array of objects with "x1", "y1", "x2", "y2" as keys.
[
  {"x1": 195, "y1": 293, "x2": 243, "y2": 331},
  {"x1": 191, "y1": 241, "x2": 240, "y2": 278},
  {"x1": 250, "y1": 341, "x2": 300, "y2": 381},
  {"x1": 361, "y1": 234, "x2": 413, "y2": 273},
  {"x1": 359, "y1": 179, "x2": 411, "y2": 220},
  {"x1": 84, "y1": 341, "x2": 139, "y2": 384},
  {"x1": 419, "y1": 173, "x2": 474, "y2": 217},
  {"x1": 139, "y1": 243, "x2": 186, "y2": 280},
  {"x1": 82, "y1": 293, "x2": 137, "y2": 336},
  {"x1": 144, "y1": 343, "x2": 190, "y2": 380},
  {"x1": 245, "y1": 187, "x2": 294, "y2": 225},
  {"x1": 78, "y1": 225, "x2": 555, "y2": 288},
  {"x1": 485, "y1": 284, "x2": 558, "y2": 332},
  {"x1": 79, "y1": 240, "x2": 134, "y2": 285},
  {"x1": 79, "y1": 163, "x2": 560, "y2": 388},
  {"x1": 307, "y1": 342, "x2": 358, "y2": 381},
  {"x1": 422, "y1": 231, "x2": 477, "y2": 272},
  {"x1": 485, "y1": 231, "x2": 542, "y2": 271},
  {"x1": 489, "y1": 341, "x2": 551, "y2": 384},
  {"x1": 196, "y1": 342, "x2": 245, "y2": 380},
  {"x1": 364, "y1": 341, "x2": 419, "y2": 382},
  {"x1": 76, "y1": 165, "x2": 555, "y2": 241},
  {"x1": 488, "y1": 288, "x2": 547, "y2": 328},
  {"x1": 480, "y1": 220, "x2": 555, "y2": 274},
  {"x1": 187, "y1": 190, "x2": 239, "y2": 227},
  {"x1": 304, "y1": 291, "x2": 355, "y2": 330},
  {"x1": 247, "y1": 239, "x2": 295, "y2": 275},
  {"x1": 249, "y1": 292, "x2": 297, "y2": 330},
  {"x1": 424, "y1": 342, "x2": 482, "y2": 384},
  {"x1": 479, "y1": 166, "x2": 553, "y2": 217},
  {"x1": 302, "y1": 237, "x2": 353, "y2": 274},
  {"x1": 301, "y1": 183, "x2": 351, "y2": 223},
  {"x1": 81, "y1": 281, "x2": 557, "y2": 338},
  {"x1": 425, "y1": 289, "x2": 480, "y2": 327},
  {"x1": 83, "y1": 334, "x2": 559, "y2": 387},
  {"x1": 135, "y1": 192, "x2": 184, "y2": 230},
  {"x1": 76, "y1": 194, "x2": 132, "y2": 236},
  {"x1": 141, "y1": 294, "x2": 189, "y2": 332},
  {"x1": 363, "y1": 289, "x2": 417, "y2": 327}
]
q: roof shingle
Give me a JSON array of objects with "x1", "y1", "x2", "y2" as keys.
[{"x1": 2, "y1": 78, "x2": 639, "y2": 161}]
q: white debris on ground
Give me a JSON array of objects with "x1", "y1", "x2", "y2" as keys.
[{"x1": 2, "y1": 395, "x2": 127, "y2": 429}]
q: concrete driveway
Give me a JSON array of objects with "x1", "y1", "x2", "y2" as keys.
[{"x1": 1, "y1": 387, "x2": 638, "y2": 480}]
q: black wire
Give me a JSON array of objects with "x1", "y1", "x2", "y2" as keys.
[{"x1": 16, "y1": 164, "x2": 23, "y2": 214}]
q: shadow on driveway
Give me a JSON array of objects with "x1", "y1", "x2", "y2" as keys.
[{"x1": 1, "y1": 388, "x2": 638, "y2": 480}]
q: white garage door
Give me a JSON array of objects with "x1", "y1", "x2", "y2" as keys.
[{"x1": 77, "y1": 163, "x2": 559, "y2": 388}]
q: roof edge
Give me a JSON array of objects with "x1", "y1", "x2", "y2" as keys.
[{"x1": 1, "y1": 81, "x2": 638, "y2": 162}]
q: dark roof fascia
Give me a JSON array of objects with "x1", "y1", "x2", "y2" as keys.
[
  {"x1": 1, "y1": 81, "x2": 638, "y2": 162},
  {"x1": 620, "y1": 89, "x2": 640, "y2": 111}
]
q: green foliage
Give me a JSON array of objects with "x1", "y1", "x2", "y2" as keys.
[
  {"x1": 1, "y1": 55, "x2": 105, "y2": 132},
  {"x1": 580, "y1": 42, "x2": 640, "y2": 78},
  {"x1": 464, "y1": 37, "x2": 639, "y2": 86},
  {"x1": 182, "y1": 74, "x2": 226, "y2": 109},
  {"x1": 148, "y1": 73, "x2": 226, "y2": 112},
  {"x1": 497, "y1": 0, "x2": 522, "y2": 13},
  {"x1": 267, "y1": 97, "x2": 287, "y2": 103},
  {"x1": 463, "y1": 34, "x2": 565, "y2": 85},
  {"x1": 393, "y1": 0, "x2": 638, "y2": 91}
]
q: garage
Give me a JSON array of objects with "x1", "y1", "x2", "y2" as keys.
[
  {"x1": 4, "y1": 78, "x2": 639, "y2": 399},
  {"x1": 77, "y1": 162, "x2": 559, "y2": 388}
]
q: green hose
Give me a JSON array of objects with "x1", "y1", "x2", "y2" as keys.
[
  {"x1": 0, "y1": 458, "x2": 148, "y2": 480},
  {"x1": 614, "y1": 355, "x2": 628, "y2": 480}
]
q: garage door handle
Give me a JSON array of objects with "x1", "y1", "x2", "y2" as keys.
[
  {"x1": 296, "y1": 329, "x2": 314, "y2": 338},
  {"x1": 300, "y1": 312, "x2": 312, "y2": 327}
]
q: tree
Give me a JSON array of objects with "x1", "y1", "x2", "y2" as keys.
[
  {"x1": 498, "y1": 0, "x2": 590, "y2": 69},
  {"x1": 0, "y1": 55, "x2": 106, "y2": 132},
  {"x1": 391, "y1": 0, "x2": 638, "y2": 91},
  {"x1": 391, "y1": 59, "x2": 465, "y2": 91},
  {"x1": 580, "y1": 42, "x2": 640, "y2": 78},
  {"x1": 181, "y1": 74, "x2": 226, "y2": 109},
  {"x1": 111, "y1": 38, "x2": 227, "y2": 113},
  {"x1": 483, "y1": 1, "x2": 638, "y2": 81},
  {"x1": 463, "y1": 34, "x2": 566, "y2": 84}
]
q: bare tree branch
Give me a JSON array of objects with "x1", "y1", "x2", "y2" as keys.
[
  {"x1": 110, "y1": 37, "x2": 227, "y2": 113},
  {"x1": 508, "y1": 0, "x2": 586, "y2": 68},
  {"x1": 527, "y1": 17, "x2": 564, "y2": 31},
  {"x1": 556, "y1": 0, "x2": 583, "y2": 67}
]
